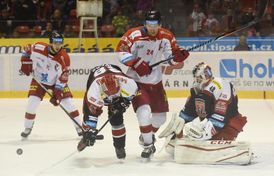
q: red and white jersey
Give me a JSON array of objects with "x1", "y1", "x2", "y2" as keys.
[
  {"x1": 86, "y1": 64, "x2": 138, "y2": 109},
  {"x1": 25, "y1": 42, "x2": 70, "y2": 87},
  {"x1": 116, "y1": 26, "x2": 180, "y2": 84}
]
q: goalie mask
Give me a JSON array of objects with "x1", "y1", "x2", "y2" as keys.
[
  {"x1": 192, "y1": 62, "x2": 213, "y2": 91},
  {"x1": 100, "y1": 74, "x2": 120, "y2": 97}
]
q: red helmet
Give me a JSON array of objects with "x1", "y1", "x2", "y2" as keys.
[{"x1": 100, "y1": 74, "x2": 120, "y2": 96}]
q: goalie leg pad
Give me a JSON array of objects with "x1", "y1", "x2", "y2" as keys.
[
  {"x1": 174, "y1": 139, "x2": 252, "y2": 165},
  {"x1": 165, "y1": 137, "x2": 176, "y2": 155},
  {"x1": 158, "y1": 113, "x2": 185, "y2": 138}
]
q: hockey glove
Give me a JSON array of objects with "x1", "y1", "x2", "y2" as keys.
[
  {"x1": 77, "y1": 129, "x2": 98, "y2": 152},
  {"x1": 111, "y1": 97, "x2": 130, "y2": 114},
  {"x1": 83, "y1": 130, "x2": 98, "y2": 146},
  {"x1": 20, "y1": 57, "x2": 33, "y2": 76},
  {"x1": 184, "y1": 117, "x2": 215, "y2": 141},
  {"x1": 50, "y1": 86, "x2": 63, "y2": 106},
  {"x1": 172, "y1": 48, "x2": 189, "y2": 63},
  {"x1": 133, "y1": 58, "x2": 151, "y2": 77}
]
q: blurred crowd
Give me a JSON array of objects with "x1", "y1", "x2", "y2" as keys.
[{"x1": 0, "y1": 0, "x2": 273, "y2": 38}]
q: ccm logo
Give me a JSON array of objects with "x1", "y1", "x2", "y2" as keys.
[{"x1": 210, "y1": 140, "x2": 232, "y2": 145}]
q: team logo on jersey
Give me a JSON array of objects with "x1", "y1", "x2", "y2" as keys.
[
  {"x1": 220, "y1": 59, "x2": 237, "y2": 78},
  {"x1": 214, "y1": 100, "x2": 228, "y2": 115},
  {"x1": 41, "y1": 73, "x2": 48, "y2": 82},
  {"x1": 194, "y1": 98, "x2": 207, "y2": 118}
]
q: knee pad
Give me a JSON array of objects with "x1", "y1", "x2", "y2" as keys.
[
  {"x1": 61, "y1": 98, "x2": 77, "y2": 112},
  {"x1": 26, "y1": 96, "x2": 41, "y2": 114},
  {"x1": 152, "y1": 112, "x2": 166, "y2": 128},
  {"x1": 136, "y1": 105, "x2": 152, "y2": 126}
]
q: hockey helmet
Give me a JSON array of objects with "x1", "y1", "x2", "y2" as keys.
[
  {"x1": 192, "y1": 62, "x2": 213, "y2": 90},
  {"x1": 100, "y1": 74, "x2": 120, "y2": 96},
  {"x1": 145, "y1": 10, "x2": 161, "y2": 25},
  {"x1": 49, "y1": 32, "x2": 64, "y2": 44}
]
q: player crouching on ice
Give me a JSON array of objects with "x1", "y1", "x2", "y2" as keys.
[
  {"x1": 77, "y1": 64, "x2": 138, "y2": 160},
  {"x1": 159, "y1": 62, "x2": 252, "y2": 165}
]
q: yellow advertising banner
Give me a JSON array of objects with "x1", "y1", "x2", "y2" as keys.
[{"x1": 0, "y1": 38, "x2": 120, "y2": 54}]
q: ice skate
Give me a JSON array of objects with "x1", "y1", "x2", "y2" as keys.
[
  {"x1": 138, "y1": 134, "x2": 156, "y2": 147},
  {"x1": 115, "y1": 147, "x2": 126, "y2": 160},
  {"x1": 21, "y1": 128, "x2": 32, "y2": 138},
  {"x1": 77, "y1": 138, "x2": 87, "y2": 152},
  {"x1": 141, "y1": 143, "x2": 156, "y2": 162}
]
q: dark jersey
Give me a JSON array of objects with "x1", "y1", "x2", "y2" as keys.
[{"x1": 181, "y1": 77, "x2": 239, "y2": 130}]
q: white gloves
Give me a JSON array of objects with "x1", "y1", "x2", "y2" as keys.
[{"x1": 184, "y1": 117, "x2": 216, "y2": 141}]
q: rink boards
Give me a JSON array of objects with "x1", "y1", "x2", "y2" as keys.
[{"x1": 0, "y1": 52, "x2": 273, "y2": 99}]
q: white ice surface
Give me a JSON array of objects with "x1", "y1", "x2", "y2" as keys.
[{"x1": 0, "y1": 98, "x2": 274, "y2": 176}]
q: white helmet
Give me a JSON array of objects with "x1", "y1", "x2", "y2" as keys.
[{"x1": 192, "y1": 62, "x2": 213, "y2": 91}]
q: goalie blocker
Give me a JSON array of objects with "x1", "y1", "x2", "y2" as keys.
[{"x1": 166, "y1": 138, "x2": 252, "y2": 165}]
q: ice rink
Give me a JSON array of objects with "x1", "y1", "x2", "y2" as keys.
[{"x1": 0, "y1": 98, "x2": 274, "y2": 176}]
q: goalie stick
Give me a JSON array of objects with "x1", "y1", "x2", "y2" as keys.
[
  {"x1": 31, "y1": 74, "x2": 104, "y2": 140},
  {"x1": 150, "y1": 0, "x2": 270, "y2": 68}
]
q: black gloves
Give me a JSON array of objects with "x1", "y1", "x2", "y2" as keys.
[
  {"x1": 77, "y1": 130, "x2": 98, "y2": 152},
  {"x1": 111, "y1": 97, "x2": 130, "y2": 114}
]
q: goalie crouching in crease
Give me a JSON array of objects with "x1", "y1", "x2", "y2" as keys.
[
  {"x1": 159, "y1": 62, "x2": 252, "y2": 165},
  {"x1": 77, "y1": 64, "x2": 138, "y2": 160}
]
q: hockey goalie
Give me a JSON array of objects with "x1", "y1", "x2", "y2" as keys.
[{"x1": 159, "y1": 62, "x2": 252, "y2": 165}]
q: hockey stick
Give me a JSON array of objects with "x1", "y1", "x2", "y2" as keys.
[
  {"x1": 31, "y1": 74, "x2": 104, "y2": 139},
  {"x1": 150, "y1": 0, "x2": 269, "y2": 68}
]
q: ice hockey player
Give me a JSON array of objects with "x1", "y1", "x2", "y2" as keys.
[
  {"x1": 159, "y1": 62, "x2": 250, "y2": 164},
  {"x1": 77, "y1": 64, "x2": 138, "y2": 160},
  {"x1": 20, "y1": 32, "x2": 82, "y2": 138},
  {"x1": 116, "y1": 10, "x2": 190, "y2": 161}
]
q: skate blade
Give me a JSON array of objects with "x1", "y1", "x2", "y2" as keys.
[
  {"x1": 141, "y1": 157, "x2": 151, "y2": 163},
  {"x1": 21, "y1": 137, "x2": 28, "y2": 141},
  {"x1": 117, "y1": 158, "x2": 125, "y2": 164}
]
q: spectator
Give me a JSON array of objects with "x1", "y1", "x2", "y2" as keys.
[
  {"x1": 189, "y1": 3, "x2": 206, "y2": 36},
  {"x1": 112, "y1": 9, "x2": 129, "y2": 37},
  {"x1": 204, "y1": 13, "x2": 222, "y2": 36},
  {"x1": 50, "y1": 8, "x2": 65, "y2": 33},
  {"x1": 0, "y1": 9, "x2": 13, "y2": 37},
  {"x1": 136, "y1": 0, "x2": 153, "y2": 12},
  {"x1": 129, "y1": 10, "x2": 144, "y2": 28},
  {"x1": 14, "y1": 0, "x2": 37, "y2": 27},
  {"x1": 63, "y1": 24, "x2": 76, "y2": 38},
  {"x1": 240, "y1": 7, "x2": 255, "y2": 25},
  {"x1": 37, "y1": 0, "x2": 52, "y2": 22},
  {"x1": 234, "y1": 35, "x2": 250, "y2": 51},
  {"x1": 41, "y1": 22, "x2": 54, "y2": 37}
]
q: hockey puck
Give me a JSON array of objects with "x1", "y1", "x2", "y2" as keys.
[
  {"x1": 16, "y1": 148, "x2": 23, "y2": 155},
  {"x1": 96, "y1": 134, "x2": 104, "y2": 140}
]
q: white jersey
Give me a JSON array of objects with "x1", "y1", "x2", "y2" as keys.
[
  {"x1": 203, "y1": 77, "x2": 235, "y2": 101},
  {"x1": 116, "y1": 26, "x2": 180, "y2": 84},
  {"x1": 86, "y1": 64, "x2": 138, "y2": 108},
  {"x1": 26, "y1": 42, "x2": 70, "y2": 87}
]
